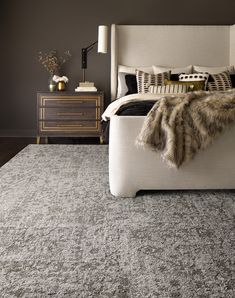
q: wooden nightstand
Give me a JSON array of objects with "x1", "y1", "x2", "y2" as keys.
[{"x1": 37, "y1": 92, "x2": 104, "y2": 144}]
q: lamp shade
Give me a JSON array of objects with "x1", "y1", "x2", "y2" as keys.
[{"x1": 98, "y1": 25, "x2": 108, "y2": 54}]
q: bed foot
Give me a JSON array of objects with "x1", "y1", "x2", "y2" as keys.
[{"x1": 110, "y1": 188, "x2": 138, "y2": 198}]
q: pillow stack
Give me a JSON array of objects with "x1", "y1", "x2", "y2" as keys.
[
  {"x1": 149, "y1": 65, "x2": 196, "y2": 94},
  {"x1": 116, "y1": 64, "x2": 235, "y2": 98}
]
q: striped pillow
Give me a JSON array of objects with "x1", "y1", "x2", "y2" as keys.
[
  {"x1": 149, "y1": 84, "x2": 188, "y2": 94},
  {"x1": 208, "y1": 72, "x2": 232, "y2": 91},
  {"x1": 136, "y1": 70, "x2": 170, "y2": 93}
]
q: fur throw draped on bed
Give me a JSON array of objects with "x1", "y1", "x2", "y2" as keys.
[{"x1": 136, "y1": 90, "x2": 235, "y2": 168}]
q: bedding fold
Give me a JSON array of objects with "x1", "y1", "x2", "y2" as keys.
[
  {"x1": 102, "y1": 93, "x2": 185, "y2": 121},
  {"x1": 136, "y1": 90, "x2": 235, "y2": 168}
]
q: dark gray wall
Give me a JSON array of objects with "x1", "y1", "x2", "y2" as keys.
[{"x1": 1, "y1": 0, "x2": 235, "y2": 136}]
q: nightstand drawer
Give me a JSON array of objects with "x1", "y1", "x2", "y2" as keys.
[
  {"x1": 40, "y1": 97, "x2": 98, "y2": 108},
  {"x1": 40, "y1": 120, "x2": 100, "y2": 131},
  {"x1": 40, "y1": 107, "x2": 98, "y2": 120}
]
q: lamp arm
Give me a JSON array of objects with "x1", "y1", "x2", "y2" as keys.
[{"x1": 84, "y1": 40, "x2": 98, "y2": 51}]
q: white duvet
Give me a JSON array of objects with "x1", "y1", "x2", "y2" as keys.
[{"x1": 102, "y1": 93, "x2": 186, "y2": 121}]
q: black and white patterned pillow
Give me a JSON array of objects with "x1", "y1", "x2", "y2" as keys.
[
  {"x1": 179, "y1": 73, "x2": 209, "y2": 90},
  {"x1": 136, "y1": 70, "x2": 170, "y2": 93},
  {"x1": 207, "y1": 72, "x2": 232, "y2": 91}
]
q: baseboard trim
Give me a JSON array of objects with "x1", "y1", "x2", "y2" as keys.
[{"x1": 0, "y1": 129, "x2": 36, "y2": 137}]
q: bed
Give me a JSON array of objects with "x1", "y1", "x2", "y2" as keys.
[{"x1": 107, "y1": 24, "x2": 235, "y2": 197}]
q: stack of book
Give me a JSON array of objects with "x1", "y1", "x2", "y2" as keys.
[{"x1": 75, "y1": 82, "x2": 97, "y2": 92}]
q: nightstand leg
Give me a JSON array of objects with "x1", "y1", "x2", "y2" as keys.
[
  {"x1": 45, "y1": 137, "x2": 48, "y2": 144},
  {"x1": 36, "y1": 136, "x2": 40, "y2": 144},
  {"x1": 100, "y1": 136, "x2": 104, "y2": 144}
]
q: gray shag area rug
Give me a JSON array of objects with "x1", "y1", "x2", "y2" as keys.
[{"x1": 0, "y1": 145, "x2": 234, "y2": 298}]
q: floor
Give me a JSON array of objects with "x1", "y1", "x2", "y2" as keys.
[
  {"x1": 0, "y1": 137, "x2": 100, "y2": 167},
  {"x1": 0, "y1": 144, "x2": 234, "y2": 297}
]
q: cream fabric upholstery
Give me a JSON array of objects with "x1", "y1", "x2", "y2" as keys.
[
  {"x1": 111, "y1": 25, "x2": 235, "y2": 100},
  {"x1": 109, "y1": 116, "x2": 235, "y2": 197}
]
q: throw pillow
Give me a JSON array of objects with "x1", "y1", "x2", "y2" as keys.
[
  {"x1": 207, "y1": 72, "x2": 232, "y2": 91},
  {"x1": 149, "y1": 84, "x2": 188, "y2": 94},
  {"x1": 170, "y1": 74, "x2": 180, "y2": 81},
  {"x1": 136, "y1": 70, "x2": 170, "y2": 93},
  {"x1": 164, "y1": 80, "x2": 205, "y2": 91},
  {"x1": 117, "y1": 72, "x2": 138, "y2": 98},
  {"x1": 179, "y1": 73, "x2": 210, "y2": 90},
  {"x1": 125, "y1": 74, "x2": 138, "y2": 95},
  {"x1": 229, "y1": 74, "x2": 235, "y2": 88}
]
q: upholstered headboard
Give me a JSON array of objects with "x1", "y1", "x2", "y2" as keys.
[{"x1": 111, "y1": 24, "x2": 235, "y2": 100}]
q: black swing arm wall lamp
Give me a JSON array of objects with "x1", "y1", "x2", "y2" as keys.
[{"x1": 81, "y1": 25, "x2": 108, "y2": 82}]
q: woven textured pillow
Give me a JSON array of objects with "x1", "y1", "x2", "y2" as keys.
[
  {"x1": 165, "y1": 80, "x2": 205, "y2": 91},
  {"x1": 136, "y1": 70, "x2": 170, "y2": 93},
  {"x1": 149, "y1": 84, "x2": 188, "y2": 94},
  {"x1": 179, "y1": 73, "x2": 209, "y2": 90},
  {"x1": 207, "y1": 72, "x2": 232, "y2": 91}
]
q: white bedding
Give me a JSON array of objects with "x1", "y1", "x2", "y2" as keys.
[
  {"x1": 103, "y1": 90, "x2": 235, "y2": 121},
  {"x1": 102, "y1": 93, "x2": 185, "y2": 121}
]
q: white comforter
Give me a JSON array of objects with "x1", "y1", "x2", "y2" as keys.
[{"x1": 102, "y1": 93, "x2": 186, "y2": 121}]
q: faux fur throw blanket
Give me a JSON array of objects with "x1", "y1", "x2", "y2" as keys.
[{"x1": 136, "y1": 90, "x2": 235, "y2": 168}]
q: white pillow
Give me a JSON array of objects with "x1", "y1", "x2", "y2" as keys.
[
  {"x1": 118, "y1": 65, "x2": 153, "y2": 74},
  {"x1": 193, "y1": 65, "x2": 235, "y2": 74},
  {"x1": 117, "y1": 65, "x2": 153, "y2": 98},
  {"x1": 153, "y1": 65, "x2": 193, "y2": 75}
]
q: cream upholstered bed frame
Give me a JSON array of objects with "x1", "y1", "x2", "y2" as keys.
[
  {"x1": 111, "y1": 24, "x2": 235, "y2": 100},
  {"x1": 109, "y1": 24, "x2": 235, "y2": 197}
]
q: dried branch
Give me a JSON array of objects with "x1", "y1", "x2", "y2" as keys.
[{"x1": 38, "y1": 50, "x2": 71, "y2": 74}]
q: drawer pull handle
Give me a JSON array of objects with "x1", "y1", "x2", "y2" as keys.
[
  {"x1": 57, "y1": 112, "x2": 83, "y2": 116},
  {"x1": 59, "y1": 101, "x2": 84, "y2": 104},
  {"x1": 56, "y1": 124, "x2": 84, "y2": 127}
]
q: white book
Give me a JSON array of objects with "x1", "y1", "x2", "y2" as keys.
[
  {"x1": 75, "y1": 86, "x2": 97, "y2": 92},
  {"x1": 79, "y1": 81, "x2": 95, "y2": 87}
]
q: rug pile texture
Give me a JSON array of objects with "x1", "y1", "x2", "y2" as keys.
[{"x1": 0, "y1": 145, "x2": 234, "y2": 297}]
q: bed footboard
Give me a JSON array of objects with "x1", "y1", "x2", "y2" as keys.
[{"x1": 109, "y1": 116, "x2": 235, "y2": 198}]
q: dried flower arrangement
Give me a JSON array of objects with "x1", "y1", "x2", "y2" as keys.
[{"x1": 38, "y1": 50, "x2": 71, "y2": 74}]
